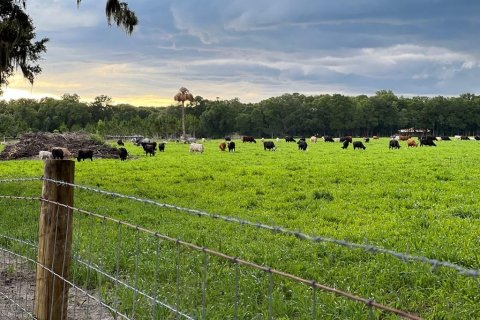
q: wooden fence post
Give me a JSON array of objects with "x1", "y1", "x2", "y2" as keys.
[{"x1": 34, "y1": 160, "x2": 75, "y2": 320}]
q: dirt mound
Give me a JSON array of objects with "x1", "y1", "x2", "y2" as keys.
[{"x1": 0, "y1": 132, "x2": 120, "y2": 160}]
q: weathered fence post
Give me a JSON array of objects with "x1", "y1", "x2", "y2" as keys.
[{"x1": 34, "y1": 160, "x2": 75, "y2": 320}]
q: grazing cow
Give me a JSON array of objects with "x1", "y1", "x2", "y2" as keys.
[
  {"x1": 189, "y1": 143, "x2": 204, "y2": 153},
  {"x1": 242, "y1": 136, "x2": 256, "y2": 143},
  {"x1": 225, "y1": 136, "x2": 231, "y2": 141},
  {"x1": 219, "y1": 142, "x2": 227, "y2": 151},
  {"x1": 364, "y1": 137, "x2": 370, "y2": 143},
  {"x1": 420, "y1": 137, "x2": 436, "y2": 147},
  {"x1": 77, "y1": 150, "x2": 94, "y2": 162},
  {"x1": 158, "y1": 143, "x2": 165, "y2": 152},
  {"x1": 263, "y1": 141, "x2": 276, "y2": 151},
  {"x1": 341, "y1": 140, "x2": 350, "y2": 149},
  {"x1": 353, "y1": 141, "x2": 366, "y2": 150},
  {"x1": 323, "y1": 136, "x2": 334, "y2": 142},
  {"x1": 297, "y1": 140, "x2": 307, "y2": 151},
  {"x1": 339, "y1": 136, "x2": 353, "y2": 143},
  {"x1": 389, "y1": 140, "x2": 401, "y2": 149},
  {"x1": 460, "y1": 136, "x2": 470, "y2": 140},
  {"x1": 39, "y1": 151, "x2": 52, "y2": 160},
  {"x1": 228, "y1": 141, "x2": 235, "y2": 152},
  {"x1": 407, "y1": 139, "x2": 417, "y2": 147},
  {"x1": 59, "y1": 148, "x2": 72, "y2": 159},
  {"x1": 117, "y1": 139, "x2": 124, "y2": 146},
  {"x1": 51, "y1": 148, "x2": 64, "y2": 160},
  {"x1": 285, "y1": 136, "x2": 296, "y2": 142},
  {"x1": 373, "y1": 136, "x2": 379, "y2": 139},
  {"x1": 119, "y1": 147, "x2": 128, "y2": 161},
  {"x1": 399, "y1": 135, "x2": 410, "y2": 141},
  {"x1": 310, "y1": 136, "x2": 317, "y2": 143},
  {"x1": 142, "y1": 143, "x2": 156, "y2": 156},
  {"x1": 475, "y1": 136, "x2": 480, "y2": 141},
  {"x1": 441, "y1": 136, "x2": 451, "y2": 141}
]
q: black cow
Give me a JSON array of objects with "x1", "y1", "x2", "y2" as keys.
[
  {"x1": 364, "y1": 137, "x2": 370, "y2": 143},
  {"x1": 420, "y1": 138, "x2": 436, "y2": 147},
  {"x1": 119, "y1": 147, "x2": 128, "y2": 161},
  {"x1": 142, "y1": 142, "x2": 157, "y2": 156},
  {"x1": 285, "y1": 136, "x2": 296, "y2": 142},
  {"x1": 297, "y1": 140, "x2": 307, "y2": 151},
  {"x1": 353, "y1": 141, "x2": 366, "y2": 150},
  {"x1": 158, "y1": 143, "x2": 165, "y2": 152},
  {"x1": 242, "y1": 136, "x2": 256, "y2": 143},
  {"x1": 460, "y1": 136, "x2": 470, "y2": 140},
  {"x1": 264, "y1": 141, "x2": 276, "y2": 151},
  {"x1": 389, "y1": 140, "x2": 401, "y2": 149},
  {"x1": 117, "y1": 139, "x2": 124, "y2": 146},
  {"x1": 340, "y1": 136, "x2": 353, "y2": 143},
  {"x1": 225, "y1": 136, "x2": 231, "y2": 141},
  {"x1": 228, "y1": 141, "x2": 236, "y2": 152},
  {"x1": 51, "y1": 148, "x2": 64, "y2": 160},
  {"x1": 341, "y1": 140, "x2": 349, "y2": 149},
  {"x1": 324, "y1": 136, "x2": 334, "y2": 142},
  {"x1": 441, "y1": 136, "x2": 451, "y2": 141},
  {"x1": 475, "y1": 136, "x2": 480, "y2": 141},
  {"x1": 77, "y1": 149, "x2": 93, "y2": 162}
]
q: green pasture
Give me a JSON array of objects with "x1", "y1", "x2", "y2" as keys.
[{"x1": 0, "y1": 138, "x2": 479, "y2": 319}]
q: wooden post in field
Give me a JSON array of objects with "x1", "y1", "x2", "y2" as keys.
[{"x1": 35, "y1": 160, "x2": 74, "y2": 320}]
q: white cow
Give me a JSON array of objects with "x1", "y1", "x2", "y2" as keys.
[
  {"x1": 310, "y1": 136, "x2": 317, "y2": 143},
  {"x1": 38, "y1": 151, "x2": 52, "y2": 160},
  {"x1": 189, "y1": 143, "x2": 204, "y2": 153}
]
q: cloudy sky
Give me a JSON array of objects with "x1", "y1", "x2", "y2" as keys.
[{"x1": 3, "y1": 0, "x2": 480, "y2": 106}]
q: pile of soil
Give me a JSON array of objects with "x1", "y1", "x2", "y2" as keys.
[{"x1": 0, "y1": 132, "x2": 120, "y2": 160}]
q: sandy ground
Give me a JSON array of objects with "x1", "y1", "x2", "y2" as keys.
[{"x1": 0, "y1": 251, "x2": 115, "y2": 320}]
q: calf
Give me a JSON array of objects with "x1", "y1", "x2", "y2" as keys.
[
  {"x1": 389, "y1": 139, "x2": 401, "y2": 149},
  {"x1": 353, "y1": 141, "x2": 366, "y2": 150},
  {"x1": 51, "y1": 148, "x2": 64, "y2": 160},
  {"x1": 77, "y1": 149, "x2": 94, "y2": 162},
  {"x1": 189, "y1": 143, "x2": 204, "y2": 153},
  {"x1": 407, "y1": 139, "x2": 417, "y2": 147},
  {"x1": 39, "y1": 151, "x2": 52, "y2": 160},
  {"x1": 158, "y1": 143, "x2": 165, "y2": 152},
  {"x1": 228, "y1": 141, "x2": 236, "y2": 152},
  {"x1": 297, "y1": 140, "x2": 307, "y2": 151},
  {"x1": 119, "y1": 147, "x2": 128, "y2": 161},
  {"x1": 264, "y1": 141, "x2": 276, "y2": 151},
  {"x1": 219, "y1": 142, "x2": 226, "y2": 151}
]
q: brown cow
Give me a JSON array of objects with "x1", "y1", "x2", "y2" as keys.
[
  {"x1": 399, "y1": 135, "x2": 411, "y2": 141},
  {"x1": 219, "y1": 142, "x2": 226, "y2": 151},
  {"x1": 407, "y1": 138, "x2": 417, "y2": 147}
]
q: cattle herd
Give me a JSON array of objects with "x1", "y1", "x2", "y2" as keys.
[{"x1": 37, "y1": 134, "x2": 479, "y2": 162}]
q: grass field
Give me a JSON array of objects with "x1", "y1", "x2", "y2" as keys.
[{"x1": 1, "y1": 138, "x2": 479, "y2": 319}]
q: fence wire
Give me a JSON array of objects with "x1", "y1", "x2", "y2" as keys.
[
  {"x1": 34, "y1": 177, "x2": 480, "y2": 278},
  {"x1": 0, "y1": 193, "x2": 424, "y2": 319}
]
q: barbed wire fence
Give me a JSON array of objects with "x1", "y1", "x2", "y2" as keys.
[{"x1": 0, "y1": 169, "x2": 478, "y2": 318}]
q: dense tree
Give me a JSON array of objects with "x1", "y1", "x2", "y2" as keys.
[
  {"x1": 0, "y1": 1, "x2": 137, "y2": 95},
  {"x1": 0, "y1": 0, "x2": 48, "y2": 94}
]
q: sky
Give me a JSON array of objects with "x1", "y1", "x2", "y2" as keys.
[{"x1": 2, "y1": 0, "x2": 480, "y2": 106}]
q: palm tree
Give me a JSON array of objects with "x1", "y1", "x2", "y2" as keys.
[{"x1": 174, "y1": 87, "x2": 195, "y2": 139}]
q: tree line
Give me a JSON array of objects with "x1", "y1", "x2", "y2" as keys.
[{"x1": 1, "y1": 90, "x2": 480, "y2": 139}]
